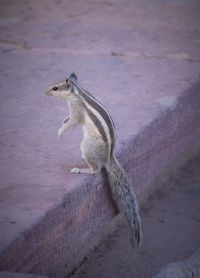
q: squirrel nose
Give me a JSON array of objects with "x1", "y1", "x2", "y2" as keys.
[{"x1": 45, "y1": 90, "x2": 52, "y2": 96}]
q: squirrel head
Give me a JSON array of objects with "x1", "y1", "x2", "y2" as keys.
[{"x1": 45, "y1": 72, "x2": 78, "y2": 99}]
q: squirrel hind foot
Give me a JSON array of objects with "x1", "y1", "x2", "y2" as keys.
[{"x1": 70, "y1": 167, "x2": 98, "y2": 175}]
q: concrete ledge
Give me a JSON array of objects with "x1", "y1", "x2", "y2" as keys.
[{"x1": 0, "y1": 81, "x2": 200, "y2": 277}]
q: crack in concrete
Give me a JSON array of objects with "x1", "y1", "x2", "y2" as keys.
[
  {"x1": 1, "y1": 42, "x2": 200, "y2": 63},
  {"x1": 0, "y1": 39, "x2": 200, "y2": 62}
]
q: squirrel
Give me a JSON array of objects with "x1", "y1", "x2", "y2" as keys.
[{"x1": 45, "y1": 72, "x2": 141, "y2": 252}]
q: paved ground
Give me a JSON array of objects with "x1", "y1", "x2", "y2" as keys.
[
  {"x1": 0, "y1": 0, "x2": 200, "y2": 276},
  {"x1": 69, "y1": 153, "x2": 200, "y2": 278}
]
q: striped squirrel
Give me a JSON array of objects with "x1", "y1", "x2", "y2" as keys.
[{"x1": 45, "y1": 72, "x2": 141, "y2": 252}]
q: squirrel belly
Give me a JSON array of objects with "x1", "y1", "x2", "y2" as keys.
[{"x1": 105, "y1": 155, "x2": 141, "y2": 253}]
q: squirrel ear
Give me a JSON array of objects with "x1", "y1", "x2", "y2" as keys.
[{"x1": 69, "y1": 72, "x2": 77, "y2": 81}]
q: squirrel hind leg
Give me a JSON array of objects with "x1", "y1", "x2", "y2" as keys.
[
  {"x1": 80, "y1": 137, "x2": 108, "y2": 172},
  {"x1": 70, "y1": 149, "x2": 102, "y2": 175}
]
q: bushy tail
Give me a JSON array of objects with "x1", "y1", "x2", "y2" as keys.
[{"x1": 105, "y1": 155, "x2": 141, "y2": 253}]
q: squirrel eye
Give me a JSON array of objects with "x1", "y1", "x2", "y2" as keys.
[
  {"x1": 66, "y1": 79, "x2": 68, "y2": 83},
  {"x1": 66, "y1": 82, "x2": 70, "y2": 90},
  {"x1": 53, "y1": 86, "x2": 58, "y2": 91}
]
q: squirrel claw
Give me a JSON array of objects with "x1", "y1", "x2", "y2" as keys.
[
  {"x1": 57, "y1": 129, "x2": 63, "y2": 138},
  {"x1": 70, "y1": 168, "x2": 80, "y2": 174}
]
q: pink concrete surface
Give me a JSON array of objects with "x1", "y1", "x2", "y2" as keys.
[{"x1": 0, "y1": 0, "x2": 200, "y2": 277}]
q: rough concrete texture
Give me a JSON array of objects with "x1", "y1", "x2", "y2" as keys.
[
  {"x1": 69, "y1": 153, "x2": 200, "y2": 278},
  {"x1": 0, "y1": 0, "x2": 200, "y2": 276},
  {"x1": 0, "y1": 271, "x2": 49, "y2": 278},
  {"x1": 153, "y1": 249, "x2": 200, "y2": 278}
]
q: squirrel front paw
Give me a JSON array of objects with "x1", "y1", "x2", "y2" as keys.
[{"x1": 57, "y1": 128, "x2": 64, "y2": 138}]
